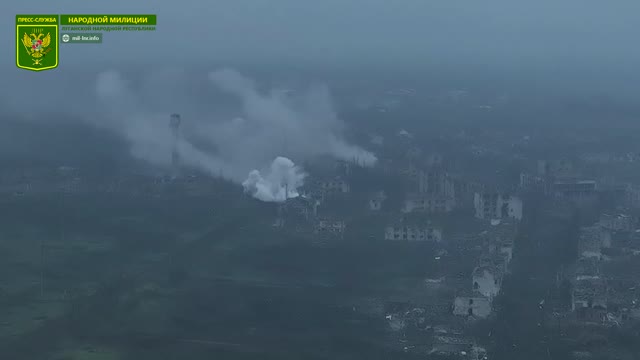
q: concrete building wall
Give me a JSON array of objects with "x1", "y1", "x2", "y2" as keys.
[
  {"x1": 368, "y1": 192, "x2": 386, "y2": 211},
  {"x1": 599, "y1": 214, "x2": 634, "y2": 232},
  {"x1": 578, "y1": 225, "x2": 612, "y2": 259},
  {"x1": 403, "y1": 195, "x2": 456, "y2": 213},
  {"x1": 453, "y1": 296, "x2": 492, "y2": 318},
  {"x1": 626, "y1": 185, "x2": 640, "y2": 209},
  {"x1": 503, "y1": 196, "x2": 523, "y2": 220},
  {"x1": 315, "y1": 220, "x2": 346, "y2": 236},
  {"x1": 474, "y1": 193, "x2": 523, "y2": 221},
  {"x1": 320, "y1": 178, "x2": 350, "y2": 194},
  {"x1": 418, "y1": 171, "x2": 455, "y2": 198},
  {"x1": 384, "y1": 226, "x2": 443, "y2": 242},
  {"x1": 473, "y1": 267, "x2": 501, "y2": 298}
]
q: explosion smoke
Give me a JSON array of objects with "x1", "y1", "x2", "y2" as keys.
[
  {"x1": 242, "y1": 157, "x2": 305, "y2": 202},
  {"x1": 89, "y1": 67, "x2": 377, "y2": 202}
]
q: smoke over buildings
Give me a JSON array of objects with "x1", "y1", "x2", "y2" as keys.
[
  {"x1": 90, "y1": 67, "x2": 376, "y2": 202},
  {"x1": 242, "y1": 157, "x2": 306, "y2": 202}
]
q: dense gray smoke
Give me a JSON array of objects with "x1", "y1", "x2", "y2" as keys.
[{"x1": 91, "y1": 67, "x2": 375, "y2": 202}]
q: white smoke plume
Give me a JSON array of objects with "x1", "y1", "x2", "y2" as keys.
[
  {"x1": 205, "y1": 68, "x2": 378, "y2": 169},
  {"x1": 242, "y1": 157, "x2": 305, "y2": 202},
  {"x1": 39, "y1": 67, "x2": 376, "y2": 202},
  {"x1": 94, "y1": 70, "x2": 230, "y2": 176}
]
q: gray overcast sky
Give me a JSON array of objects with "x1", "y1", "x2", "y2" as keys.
[{"x1": 2, "y1": 0, "x2": 640, "y2": 69}]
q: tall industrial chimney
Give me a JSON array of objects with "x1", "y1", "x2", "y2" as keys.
[{"x1": 169, "y1": 113, "x2": 181, "y2": 175}]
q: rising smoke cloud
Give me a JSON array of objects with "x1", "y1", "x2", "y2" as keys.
[
  {"x1": 242, "y1": 156, "x2": 305, "y2": 202},
  {"x1": 90, "y1": 67, "x2": 376, "y2": 202}
]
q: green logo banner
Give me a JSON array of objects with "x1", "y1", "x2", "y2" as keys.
[{"x1": 16, "y1": 22, "x2": 59, "y2": 71}]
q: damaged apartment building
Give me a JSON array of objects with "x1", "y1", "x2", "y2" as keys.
[
  {"x1": 402, "y1": 170, "x2": 457, "y2": 214},
  {"x1": 599, "y1": 213, "x2": 636, "y2": 233},
  {"x1": 571, "y1": 259, "x2": 608, "y2": 313},
  {"x1": 552, "y1": 179, "x2": 599, "y2": 203},
  {"x1": 384, "y1": 221, "x2": 443, "y2": 242},
  {"x1": 577, "y1": 212, "x2": 638, "y2": 260},
  {"x1": 382, "y1": 301, "x2": 488, "y2": 359},
  {"x1": 313, "y1": 218, "x2": 347, "y2": 239},
  {"x1": 300, "y1": 173, "x2": 351, "y2": 203},
  {"x1": 562, "y1": 205, "x2": 640, "y2": 327},
  {"x1": 473, "y1": 192, "x2": 523, "y2": 221},
  {"x1": 273, "y1": 195, "x2": 319, "y2": 231},
  {"x1": 452, "y1": 221, "x2": 515, "y2": 320},
  {"x1": 566, "y1": 255, "x2": 640, "y2": 326},
  {"x1": 578, "y1": 224, "x2": 612, "y2": 260},
  {"x1": 453, "y1": 259, "x2": 506, "y2": 319},
  {"x1": 274, "y1": 197, "x2": 347, "y2": 241},
  {"x1": 368, "y1": 191, "x2": 387, "y2": 211}
]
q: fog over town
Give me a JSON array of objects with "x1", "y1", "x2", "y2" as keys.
[{"x1": 1, "y1": 1, "x2": 640, "y2": 360}]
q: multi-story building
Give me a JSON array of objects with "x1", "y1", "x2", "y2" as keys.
[
  {"x1": 314, "y1": 218, "x2": 346, "y2": 238},
  {"x1": 538, "y1": 159, "x2": 575, "y2": 178},
  {"x1": 402, "y1": 193, "x2": 456, "y2": 214},
  {"x1": 552, "y1": 179, "x2": 598, "y2": 201},
  {"x1": 418, "y1": 171, "x2": 455, "y2": 197},
  {"x1": 453, "y1": 296, "x2": 492, "y2": 318},
  {"x1": 384, "y1": 225, "x2": 443, "y2": 242},
  {"x1": 319, "y1": 177, "x2": 350, "y2": 194},
  {"x1": 578, "y1": 225, "x2": 612, "y2": 259},
  {"x1": 599, "y1": 213, "x2": 634, "y2": 233},
  {"x1": 626, "y1": 185, "x2": 640, "y2": 209},
  {"x1": 473, "y1": 193, "x2": 523, "y2": 221},
  {"x1": 472, "y1": 265, "x2": 503, "y2": 299}
]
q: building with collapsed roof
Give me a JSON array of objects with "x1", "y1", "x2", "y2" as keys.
[
  {"x1": 452, "y1": 296, "x2": 492, "y2": 319},
  {"x1": 368, "y1": 191, "x2": 386, "y2": 211},
  {"x1": 570, "y1": 259, "x2": 608, "y2": 311},
  {"x1": 273, "y1": 196, "x2": 319, "y2": 229},
  {"x1": 418, "y1": 171, "x2": 455, "y2": 197},
  {"x1": 626, "y1": 185, "x2": 640, "y2": 209},
  {"x1": 429, "y1": 329, "x2": 488, "y2": 359},
  {"x1": 480, "y1": 221, "x2": 517, "y2": 267},
  {"x1": 384, "y1": 224, "x2": 443, "y2": 242},
  {"x1": 314, "y1": 218, "x2": 346, "y2": 239},
  {"x1": 611, "y1": 230, "x2": 640, "y2": 255},
  {"x1": 572, "y1": 275, "x2": 608, "y2": 311},
  {"x1": 599, "y1": 213, "x2": 635, "y2": 233},
  {"x1": 519, "y1": 172, "x2": 547, "y2": 193},
  {"x1": 538, "y1": 159, "x2": 577, "y2": 178},
  {"x1": 472, "y1": 265, "x2": 502, "y2": 299},
  {"x1": 552, "y1": 179, "x2": 598, "y2": 202},
  {"x1": 473, "y1": 192, "x2": 523, "y2": 221},
  {"x1": 578, "y1": 225, "x2": 612, "y2": 259},
  {"x1": 318, "y1": 176, "x2": 350, "y2": 195},
  {"x1": 402, "y1": 193, "x2": 456, "y2": 214},
  {"x1": 448, "y1": 177, "x2": 484, "y2": 209},
  {"x1": 397, "y1": 162, "x2": 421, "y2": 184}
]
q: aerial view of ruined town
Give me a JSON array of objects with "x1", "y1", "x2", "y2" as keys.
[
  {"x1": 3, "y1": 64, "x2": 640, "y2": 360},
  {"x1": 3, "y1": 2, "x2": 640, "y2": 360}
]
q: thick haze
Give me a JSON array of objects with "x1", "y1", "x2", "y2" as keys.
[
  {"x1": 1, "y1": 1, "x2": 639, "y2": 103},
  {"x1": 2, "y1": 1, "x2": 640, "y2": 192}
]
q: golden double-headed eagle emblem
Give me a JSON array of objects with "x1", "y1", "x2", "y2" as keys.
[{"x1": 21, "y1": 31, "x2": 52, "y2": 66}]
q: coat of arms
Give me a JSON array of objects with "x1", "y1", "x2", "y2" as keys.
[
  {"x1": 22, "y1": 32, "x2": 52, "y2": 66},
  {"x1": 16, "y1": 19, "x2": 58, "y2": 72}
]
